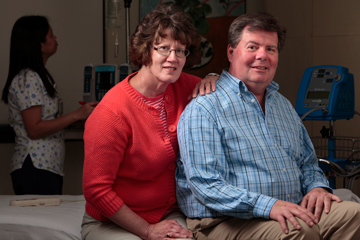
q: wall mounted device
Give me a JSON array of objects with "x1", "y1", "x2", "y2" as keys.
[
  {"x1": 295, "y1": 65, "x2": 354, "y2": 121},
  {"x1": 119, "y1": 63, "x2": 131, "y2": 82},
  {"x1": 94, "y1": 64, "x2": 119, "y2": 101},
  {"x1": 295, "y1": 65, "x2": 359, "y2": 190},
  {"x1": 83, "y1": 65, "x2": 95, "y2": 102},
  {"x1": 83, "y1": 64, "x2": 131, "y2": 102}
]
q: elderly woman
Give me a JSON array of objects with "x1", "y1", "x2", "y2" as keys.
[{"x1": 81, "y1": 4, "x2": 218, "y2": 240}]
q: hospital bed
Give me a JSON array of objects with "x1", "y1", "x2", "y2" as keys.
[
  {"x1": 0, "y1": 195, "x2": 85, "y2": 240},
  {"x1": 0, "y1": 190, "x2": 358, "y2": 240},
  {"x1": 0, "y1": 194, "x2": 193, "y2": 240}
]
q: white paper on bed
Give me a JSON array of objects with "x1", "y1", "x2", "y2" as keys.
[{"x1": 0, "y1": 195, "x2": 85, "y2": 240}]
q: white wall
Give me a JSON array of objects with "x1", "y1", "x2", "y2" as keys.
[
  {"x1": 0, "y1": 0, "x2": 103, "y2": 194},
  {"x1": 0, "y1": 0, "x2": 103, "y2": 125}
]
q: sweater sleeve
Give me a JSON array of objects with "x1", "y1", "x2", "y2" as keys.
[{"x1": 83, "y1": 102, "x2": 128, "y2": 217}]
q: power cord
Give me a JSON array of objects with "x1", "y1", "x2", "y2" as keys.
[
  {"x1": 318, "y1": 158, "x2": 360, "y2": 191},
  {"x1": 301, "y1": 108, "x2": 328, "y2": 121}
]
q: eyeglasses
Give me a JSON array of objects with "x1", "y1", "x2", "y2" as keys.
[{"x1": 153, "y1": 46, "x2": 190, "y2": 58}]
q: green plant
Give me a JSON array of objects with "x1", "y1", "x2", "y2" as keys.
[
  {"x1": 164, "y1": 0, "x2": 212, "y2": 35},
  {"x1": 219, "y1": 0, "x2": 245, "y2": 16}
]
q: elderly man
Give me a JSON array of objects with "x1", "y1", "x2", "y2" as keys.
[{"x1": 176, "y1": 11, "x2": 360, "y2": 240}]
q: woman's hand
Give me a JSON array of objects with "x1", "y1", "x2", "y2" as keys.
[
  {"x1": 108, "y1": 204, "x2": 192, "y2": 240},
  {"x1": 74, "y1": 101, "x2": 98, "y2": 121},
  {"x1": 145, "y1": 220, "x2": 193, "y2": 240},
  {"x1": 189, "y1": 73, "x2": 220, "y2": 99}
]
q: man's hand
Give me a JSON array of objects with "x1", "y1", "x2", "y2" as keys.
[
  {"x1": 189, "y1": 74, "x2": 219, "y2": 99},
  {"x1": 300, "y1": 187, "x2": 342, "y2": 220},
  {"x1": 269, "y1": 200, "x2": 318, "y2": 234}
]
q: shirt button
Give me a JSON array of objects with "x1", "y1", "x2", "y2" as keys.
[
  {"x1": 274, "y1": 144, "x2": 278, "y2": 147},
  {"x1": 168, "y1": 163, "x2": 176, "y2": 170},
  {"x1": 165, "y1": 95, "x2": 170, "y2": 102},
  {"x1": 288, "y1": 194, "x2": 290, "y2": 198},
  {"x1": 251, "y1": 99, "x2": 255, "y2": 103},
  {"x1": 237, "y1": 93, "x2": 240, "y2": 96},
  {"x1": 168, "y1": 198, "x2": 176, "y2": 205},
  {"x1": 168, "y1": 125, "x2": 176, "y2": 132},
  {"x1": 283, "y1": 168, "x2": 286, "y2": 171},
  {"x1": 163, "y1": 137, "x2": 169, "y2": 143}
]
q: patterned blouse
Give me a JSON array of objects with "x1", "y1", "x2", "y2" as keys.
[{"x1": 8, "y1": 69, "x2": 65, "y2": 176}]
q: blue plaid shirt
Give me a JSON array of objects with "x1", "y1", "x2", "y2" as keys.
[{"x1": 176, "y1": 70, "x2": 330, "y2": 219}]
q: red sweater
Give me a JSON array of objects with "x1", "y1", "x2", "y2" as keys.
[{"x1": 83, "y1": 72, "x2": 200, "y2": 224}]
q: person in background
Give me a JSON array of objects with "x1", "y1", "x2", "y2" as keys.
[
  {"x1": 176, "y1": 11, "x2": 360, "y2": 239},
  {"x1": 1, "y1": 16, "x2": 97, "y2": 195},
  {"x1": 81, "y1": 4, "x2": 219, "y2": 240}
]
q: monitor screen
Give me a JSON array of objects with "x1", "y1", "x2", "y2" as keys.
[
  {"x1": 98, "y1": 72, "x2": 111, "y2": 90},
  {"x1": 306, "y1": 91, "x2": 330, "y2": 99}
]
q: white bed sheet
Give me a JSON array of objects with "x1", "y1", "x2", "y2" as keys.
[{"x1": 0, "y1": 195, "x2": 85, "y2": 240}]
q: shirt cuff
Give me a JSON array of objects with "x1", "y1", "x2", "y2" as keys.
[
  {"x1": 307, "y1": 183, "x2": 334, "y2": 194},
  {"x1": 252, "y1": 194, "x2": 278, "y2": 219}
]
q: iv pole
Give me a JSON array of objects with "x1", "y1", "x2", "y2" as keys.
[
  {"x1": 124, "y1": 0, "x2": 132, "y2": 64},
  {"x1": 102, "y1": 0, "x2": 106, "y2": 63}
]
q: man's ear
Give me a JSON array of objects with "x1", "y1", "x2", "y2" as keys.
[{"x1": 227, "y1": 44, "x2": 233, "y2": 62}]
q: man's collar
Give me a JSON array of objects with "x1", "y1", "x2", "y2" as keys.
[{"x1": 221, "y1": 69, "x2": 279, "y2": 95}]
